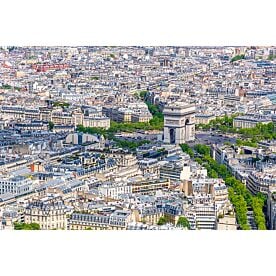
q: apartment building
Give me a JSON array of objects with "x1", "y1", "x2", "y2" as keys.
[
  {"x1": 217, "y1": 215, "x2": 238, "y2": 230},
  {"x1": 211, "y1": 144, "x2": 235, "y2": 165},
  {"x1": 233, "y1": 115, "x2": 272, "y2": 129},
  {"x1": 103, "y1": 107, "x2": 132, "y2": 123},
  {"x1": 131, "y1": 113, "x2": 153, "y2": 123},
  {"x1": 98, "y1": 183, "x2": 132, "y2": 199},
  {"x1": 14, "y1": 121, "x2": 49, "y2": 131},
  {"x1": 134, "y1": 207, "x2": 163, "y2": 225},
  {"x1": 138, "y1": 158, "x2": 160, "y2": 178},
  {"x1": 247, "y1": 167, "x2": 276, "y2": 195},
  {"x1": 1, "y1": 105, "x2": 110, "y2": 129},
  {"x1": 51, "y1": 111, "x2": 74, "y2": 125},
  {"x1": 83, "y1": 116, "x2": 110, "y2": 129},
  {"x1": 185, "y1": 203, "x2": 217, "y2": 230},
  {"x1": 0, "y1": 176, "x2": 33, "y2": 196},
  {"x1": 258, "y1": 140, "x2": 276, "y2": 152},
  {"x1": 267, "y1": 187, "x2": 276, "y2": 230},
  {"x1": 160, "y1": 156, "x2": 191, "y2": 182},
  {"x1": 68, "y1": 210, "x2": 132, "y2": 230},
  {"x1": 195, "y1": 114, "x2": 216, "y2": 124},
  {"x1": 223, "y1": 95, "x2": 243, "y2": 107},
  {"x1": 131, "y1": 179, "x2": 170, "y2": 195},
  {"x1": 103, "y1": 106, "x2": 152, "y2": 123},
  {"x1": 24, "y1": 199, "x2": 68, "y2": 230},
  {"x1": 65, "y1": 132, "x2": 103, "y2": 145}
]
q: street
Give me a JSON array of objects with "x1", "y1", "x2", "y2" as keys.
[{"x1": 191, "y1": 131, "x2": 237, "y2": 146}]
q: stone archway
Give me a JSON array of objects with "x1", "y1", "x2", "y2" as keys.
[{"x1": 169, "y1": 128, "x2": 175, "y2": 144}]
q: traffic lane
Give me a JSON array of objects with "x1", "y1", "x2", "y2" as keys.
[{"x1": 194, "y1": 133, "x2": 237, "y2": 145}]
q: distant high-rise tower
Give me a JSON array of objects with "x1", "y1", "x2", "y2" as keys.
[{"x1": 163, "y1": 103, "x2": 195, "y2": 144}]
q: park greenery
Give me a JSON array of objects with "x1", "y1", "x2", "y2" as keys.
[
  {"x1": 77, "y1": 91, "x2": 164, "y2": 150},
  {"x1": 236, "y1": 138, "x2": 258, "y2": 148},
  {"x1": 14, "y1": 222, "x2": 40, "y2": 230},
  {"x1": 197, "y1": 115, "x2": 276, "y2": 148},
  {"x1": 230, "y1": 54, "x2": 245, "y2": 63},
  {"x1": 77, "y1": 123, "x2": 152, "y2": 150},
  {"x1": 180, "y1": 143, "x2": 267, "y2": 230},
  {"x1": 177, "y1": 216, "x2": 190, "y2": 229},
  {"x1": 196, "y1": 115, "x2": 237, "y2": 132},
  {"x1": 113, "y1": 137, "x2": 150, "y2": 150}
]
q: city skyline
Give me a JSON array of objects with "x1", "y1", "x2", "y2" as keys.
[{"x1": 0, "y1": 46, "x2": 275, "y2": 230}]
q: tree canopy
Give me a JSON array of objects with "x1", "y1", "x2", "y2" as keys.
[
  {"x1": 190, "y1": 144, "x2": 267, "y2": 230},
  {"x1": 231, "y1": 54, "x2": 245, "y2": 62},
  {"x1": 14, "y1": 222, "x2": 40, "y2": 230},
  {"x1": 177, "y1": 216, "x2": 190, "y2": 229},
  {"x1": 157, "y1": 216, "x2": 168, "y2": 225},
  {"x1": 77, "y1": 91, "x2": 164, "y2": 150}
]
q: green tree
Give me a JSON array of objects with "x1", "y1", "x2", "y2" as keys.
[
  {"x1": 177, "y1": 216, "x2": 190, "y2": 229},
  {"x1": 139, "y1": 90, "x2": 147, "y2": 100},
  {"x1": 53, "y1": 101, "x2": 70, "y2": 108},
  {"x1": 231, "y1": 54, "x2": 245, "y2": 63},
  {"x1": 180, "y1": 143, "x2": 194, "y2": 157},
  {"x1": 48, "y1": 121, "x2": 54, "y2": 131},
  {"x1": 14, "y1": 222, "x2": 40, "y2": 230},
  {"x1": 193, "y1": 144, "x2": 267, "y2": 230},
  {"x1": 91, "y1": 76, "x2": 99, "y2": 80},
  {"x1": 157, "y1": 216, "x2": 168, "y2": 225},
  {"x1": 194, "y1": 144, "x2": 210, "y2": 156}
]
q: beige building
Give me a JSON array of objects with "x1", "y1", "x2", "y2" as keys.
[
  {"x1": 131, "y1": 112, "x2": 152, "y2": 123},
  {"x1": 132, "y1": 209, "x2": 164, "y2": 225},
  {"x1": 247, "y1": 167, "x2": 276, "y2": 195},
  {"x1": 217, "y1": 214, "x2": 238, "y2": 230},
  {"x1": 267, "y1": 187, "x2": 276, "y2": 230},
  {"x1": 83, "y1": 116, "x2": 110, "y2": 129},
  {"x1": 131, "y1": 179, "x2": 170, "y2": 195},
  {"x1": 138, "y1": 158, "x2": 160, "y2": 178},
  {"x1": 195, "y1": 114, "x2": 216, "y2": 125},
  {"x1": 51, "y1": 112, "x2": 74, "y2": 126},
  {"x1": 233, "y1": 115, "x2": 272, "y2": 129},
  {"x1": 68, "y1": 210, "x2": 132, "y2": 230},
  {"x1": 24, "y1": 199, "x2": 68, "y2": 230}
]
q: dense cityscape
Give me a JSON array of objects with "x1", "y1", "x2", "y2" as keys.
[{"x1": 0, "y1": 46, "x2": 275, "y2": 230}]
